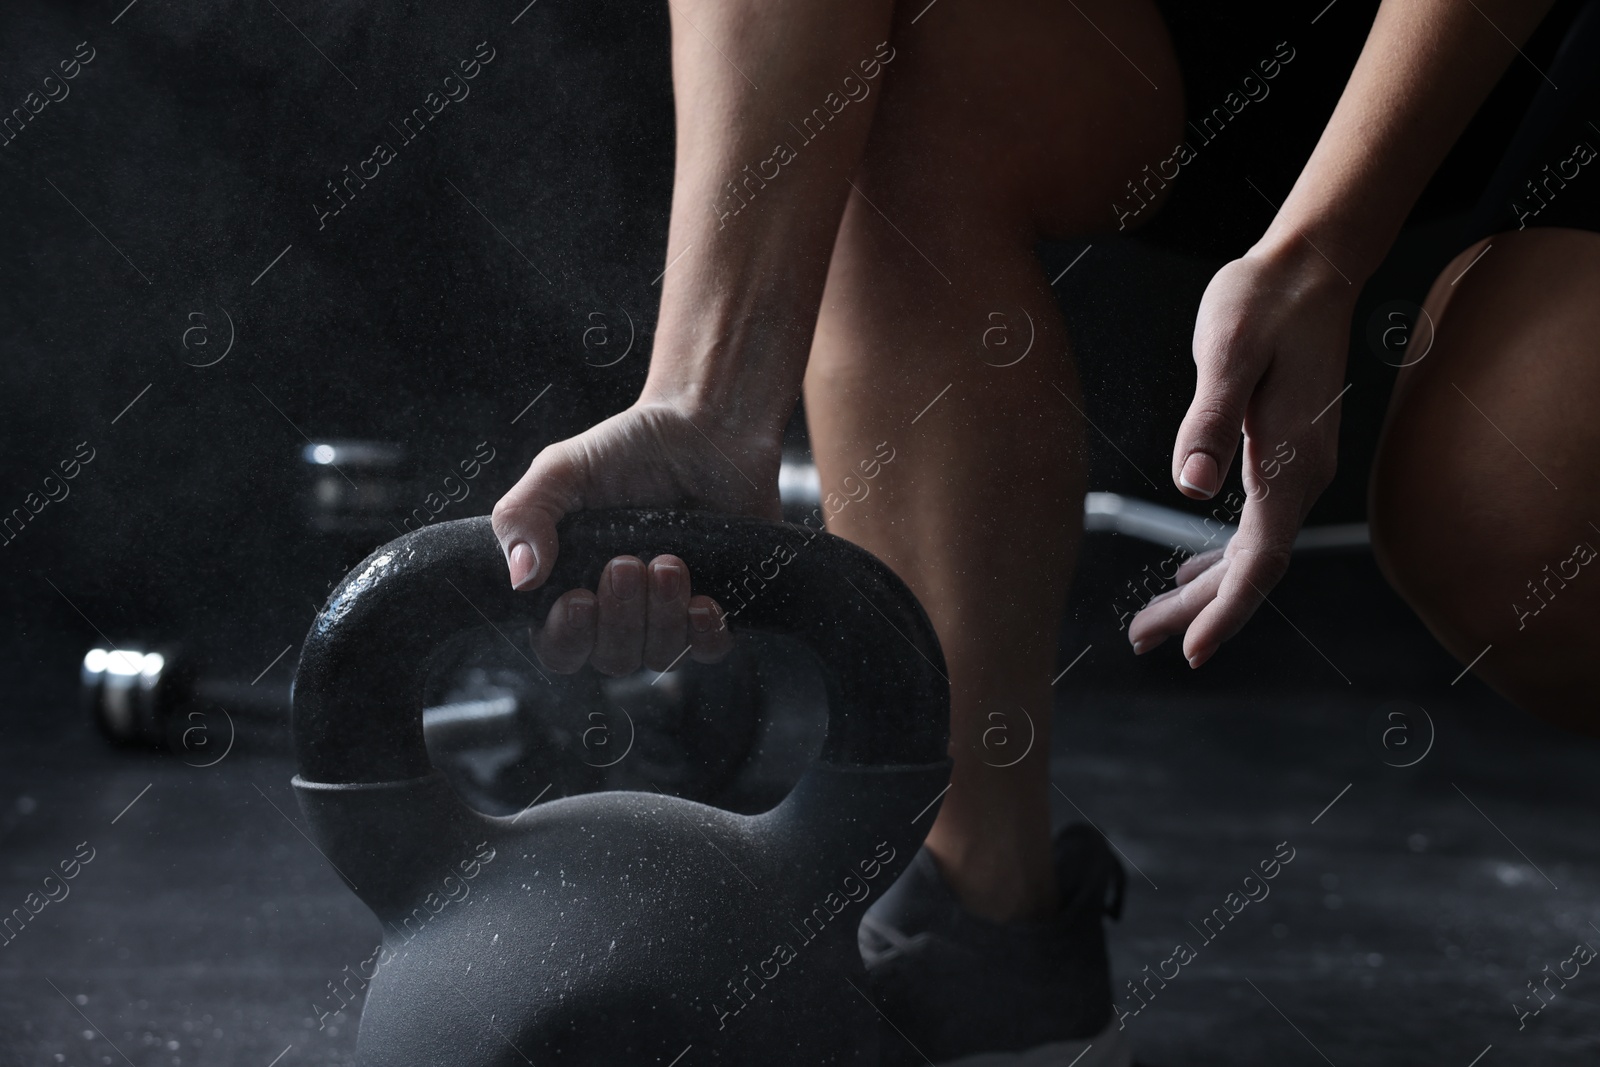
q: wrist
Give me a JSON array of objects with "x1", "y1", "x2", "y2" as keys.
[
  {"x1": 640, "y1": 316, "x2": 809, "y2": 444},
  {"x1": 635, "y1": 373, "x2": 791, "y2": 457},
  {"x1": 1246, "y1": 223, "x2": 1369, "y2": 302}
]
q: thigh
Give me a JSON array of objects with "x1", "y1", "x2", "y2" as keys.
[
  {"x1": 855, "y1": 0, "x2": 1185, "y2": 238},
  {"x1": 1371, "y1": 227, "x2": 1600, "y2": 728}
]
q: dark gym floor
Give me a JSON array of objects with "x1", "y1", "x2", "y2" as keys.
[
  {"x1": 3, "y1": 212, "x2": 1586, "y2": 1067},
  {"x1": 5, "y1": 534, "x2": 1599, "y2": 1067}
]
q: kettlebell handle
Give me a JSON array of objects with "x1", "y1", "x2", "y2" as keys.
[{"x1": 292, "y1": 510, "x2": 949, "y2": 785}]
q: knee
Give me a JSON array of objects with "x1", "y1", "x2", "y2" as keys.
[
  {"x1": 1371, "y1": 407, "x2": 1600, "y2": 735},
  {"x1": 852, "y1": 0, "x2": 1183, "y2": 238},
  {"x1": 1369, "y1": 439, "x2": 1510, "y2": 655},
  {"x1": 1371, "y1": 231, "x2": 1600, "y2": 733}
]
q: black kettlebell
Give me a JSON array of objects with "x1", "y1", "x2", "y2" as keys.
[{"x1": 291, "y1": 510, "x2": 951, "y2": 1065}]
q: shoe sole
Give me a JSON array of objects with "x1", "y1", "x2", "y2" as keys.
[{"x1": 934, "y1": 1017, "x2": 1131, "y2": 1067}]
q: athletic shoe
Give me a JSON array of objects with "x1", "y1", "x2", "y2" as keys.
[{"x1": 858, "y1": 823, "x2": 1131, "y2": 1067}]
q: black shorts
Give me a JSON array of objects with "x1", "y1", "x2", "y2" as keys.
[{"x1": 1462, "y1": 0, "x2": 1600, "y2": 242}]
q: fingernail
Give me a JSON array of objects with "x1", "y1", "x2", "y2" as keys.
[
  {"x1": 1132, "y1": 640, "x2": 1148, "y2": 654},
  {"x1": 611, "y1": 559, "x2": 643, "y2": 600},
  {"x1": 654, "y1": 561, "x2": 683, "y2": 600},
  {"x1": 567, "y1": 595, "x2": 594, "y2": 629},
  {"x1": 1179, "y1": 453, "x2": 1219, "y2": 499},
  {"x1": 1187, "y1": 650, "x2": 1210, "y2": 669},
  {"x1": 507, "y1": 541, "x2": 537, "y2": 590},
  {"x1": 689, "y1": 605, "x2": 712, "y2": 633}
]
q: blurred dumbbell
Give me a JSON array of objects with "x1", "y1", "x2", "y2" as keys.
[
  {"x1": 81, "y1": 637, "x2": 773, "y2": 808},
  {"x1": 417, "y1": 637, "x2": 769, "y2": 813},
  {"x1": 79, "y1": 642, "x2": 515, "y2": 741},
  {"x1": 80, "y1": 641, "x2": 540, "y2": 754},
  {"x1": 80, "y1": 647, "x2": 193, "y2": 750}
]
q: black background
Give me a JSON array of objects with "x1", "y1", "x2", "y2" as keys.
[{"x1": 0, "y1": 0, "x2": 1581, "y2": 678}]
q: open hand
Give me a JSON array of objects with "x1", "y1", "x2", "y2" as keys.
[{"x1": 1129, "y1": 242, "x2": 1355, "y2": 667}]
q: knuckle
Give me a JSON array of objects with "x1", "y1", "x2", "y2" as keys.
[
  {"x1": 605, "y1": 610, "x2": 646, "y2": 634},
  {"x1": 491, "y1": 497, "x2": 544, "y2": 544},
  {"x1": 1194, "y1": 316, "x2": 1247, "y2": 360},
  {"x1": 1186, "y1": 400, "x2": 1244, "y2": 443},
  {"x1": 1194, "y1": 319, "x2": 1262, "y2": 373},
  {"x1": 489, "y1": 496, "x2": 519, "y2": 535},
  {"x1": 535, "y1": 642, "x2": 578, "y2": 674},
  {"x1": 537, "y1": 626, "x2": 573, "y2": 658},
  {"x1": 1250, "y1": 545, "x2": 1293, "y2": 585},
  {"x1": 1280, "y1": 448, "x2": 1334, "y2": 496},
  {"x1": 549, "y1": 654, "x2": 585, "y2": 676}
]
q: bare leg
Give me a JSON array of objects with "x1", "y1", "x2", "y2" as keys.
[
  {"x1": 805, "y1": 0, "x2": 1182, "y2": 920},
  {"x1": 1371, "y1": 227, "x2": 1600, "y2": 733}
]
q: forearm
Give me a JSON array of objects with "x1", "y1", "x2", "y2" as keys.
[
  {"x1": 1259, "y1": 0, "x2": 1557, "y2": 281},
  {"x1": 640, "y1": 0, "x2": 897, "y2": 440}
]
